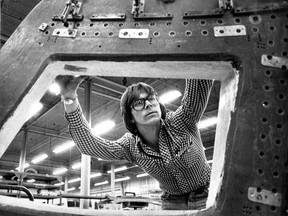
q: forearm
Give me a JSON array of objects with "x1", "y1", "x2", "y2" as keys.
[
  {"x1": 181, "y1": 79, "x2": 213, "y2": 122},
  {"x1": 64, "y1": 96, "x2": 79, "y2": 113},
  {"x1": 65, "y1": 107, "x2": 128, "y2": 161}
]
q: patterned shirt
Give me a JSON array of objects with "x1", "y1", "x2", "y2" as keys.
[{"x1": 65, "y1": 79, "x2": 213, "y2": 195}]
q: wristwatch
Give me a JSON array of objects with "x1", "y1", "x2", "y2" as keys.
[{"x1": 61, "y1": 95, "x2": 77, "y2": 105}]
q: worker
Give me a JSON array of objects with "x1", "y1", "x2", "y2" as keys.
[{"x1": 56, "y1": 75, "x2": 213, "y2": 210}]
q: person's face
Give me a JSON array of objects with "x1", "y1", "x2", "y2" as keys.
[{"x1": 131, "y1": 92, "x2": 161, "y2": 127}]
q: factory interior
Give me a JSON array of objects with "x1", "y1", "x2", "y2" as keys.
[{"x1": 0, "y1": 0, "x2": 219, "y2": 210}]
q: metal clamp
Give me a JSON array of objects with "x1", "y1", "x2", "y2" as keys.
[
  {"x1": 39, "y1": 23, "x2": 48, "y2": 32},
  {"x1": 90, "y1": 13, "x2": 126, "y2": 21},
  {"x1": 119, "y1": 29, "x2": 149, "y2": 39},
  {"x1": 183, "y1": 9, "x2": 223, "y2": 18},
  {"x1": 219, "y1": 0, "x2": 234, "y2": 10},
  {"x1": 132, "y1": 0, "x2": 145, "y2": 15},
  {"x1": 248, "y1": 187, "x2": 281, "y2": 207},
  {"x1": 261, "y1": 55, "x2": 288, "y2": 69},
  {"x1": 52, "y1": 28, "x2": 77, "y2": 38},
  {"x1": 132, "y1": 0, "x2": 173, "y2": 20},
  {"x1": 52, "y1": 0, "x2": 83, "y2": 26},
  {"x1": 214, "y1": 25, "x2": 246, "y2": 37}
]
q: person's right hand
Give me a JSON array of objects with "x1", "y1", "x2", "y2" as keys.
[{"x1": 55, "y1": 75, "x2": 88, "y2": 99}]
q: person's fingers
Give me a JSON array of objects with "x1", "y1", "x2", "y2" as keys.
[
  {"x1": 55, "y1": 75, "x2": 73, "y2": 87},
  {"x1": 54, "y1": 75, "x2": 90, "y2": 95},
  {"x1": 73, "y1": 75, "x2": 89, "y2": 86}
]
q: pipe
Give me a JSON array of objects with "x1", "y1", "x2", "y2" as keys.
[{"x1": 0, "y1": 184, "x2": 34, "y2": 201}]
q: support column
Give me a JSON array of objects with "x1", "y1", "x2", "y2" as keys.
[
  {"x1": 111, "y1": 163, "x2": 115, "y2": 197},
  {"x1": 80, "y1": 79, "x2": 91, "y2": 209},
  {"x1": 64, "y1": 175, "x2": 68, "y2": 194},
  {"x1": 18, "y1": 127, "x2": 28, "y2": 186}
]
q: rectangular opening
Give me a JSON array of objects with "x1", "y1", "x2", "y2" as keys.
[{"x1": 0, "y1": 60, "x2": 238, "y2": 213}]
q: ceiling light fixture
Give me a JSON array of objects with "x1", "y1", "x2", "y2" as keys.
[
  {"x1": 27, "y1": 102, "x2": 43, "y2": 120},
  {"x1": 136, "y1": 173, "x2": 149, "y2": 178},
  {"x1": 159, "y1": 90, "x2": 182, "y2": 104},
  {"x1": 67, "y1": 187, "x2": 75, "y2": 191},
  {"x1": 31, "y1": 153, "x2": 48, "y2": 164},
  {"x1": 49, "y1": 82, "x2": 61, "y2": 95},
  {"x1": 107, "y1": 166, "x2": 127, "y2": 174},
  {"x1": 90, "y1": 173, "x2": 102, "y2": 178},
  {"x1": 53, "y1": 141, "x2": 75, "y2": 154},
  {"x1": 53, "y1": 168, "x2": 68, "y2": 175},
  {"x1": 94, "y1": 180, "x2": 109, "y2": 186},
  {"x1": 198, "y1": 117, "x2": 218, "y2": 129},
  {"x1": 93, "y1": 120, "x2": 115, "y2": 136},
  {"x1": 54, "y1": 182, "x2": 65, "y2": 186},
  {"x1": 207, "y1": 160, "x2": 213, "y2": 164},
  {"x1": 68, "y1": 177, "x2": 81, "y2": 184},
  {"x1": 27, "y1": 179, "x2": 35, "y2": 183},
  {"x1": 72, "y1": 162, "x2": 81, "y2": 170},
  {"x1": 115, "y1": 176, "x2": 130, "y2": 182}
]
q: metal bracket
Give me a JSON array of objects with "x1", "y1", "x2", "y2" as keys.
[
  {"x1": 119, "y1": 29, "x2": 149, "y2": 39},
  {"x1": 219, "y1": 0, "x2": 234, "y2": 10},
  {"x1": 134, "y1": 12, "x2": 173, "y2": 20},
  {"x1": 14, "y1": 171, "x2": 28, "y2": 180},
  {"x1": 248, "y1": 187, "x2": 282, "y2": 207},
  {"x1": 52, "y1": 1, "x2": 83, "y2": 25},
  {"x1": 132, "y1": 0, "x2": 145, "y2": 15},
  {"x1": 52, "y1": 28, "x2": 78, "y2": 38},
  {"x1": 214, "y1": 25, "x2": 246, "y2": 37},
  {"x1": 183, "y1": 9, "x2": 223, "y2": 18},
  {"x1": 233, "y1": 2, "x2": 288, "y2": 15},
  {"x1": 261, "y1": 55, "x2": 288, "y2": 70},
  {"x1": 132, "y1": 0, "x2": 173, "y2": 20},
  {"x1": 90, "y1": 13, "x2": 126, "y2": 21},
  {"x1": 39, "y1": 23, "x2": 48, "y2": 32}
]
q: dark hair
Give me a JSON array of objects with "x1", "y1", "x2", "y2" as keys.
[{"x1": 120, "y1": 82, "x2": 166, "y2": 135}]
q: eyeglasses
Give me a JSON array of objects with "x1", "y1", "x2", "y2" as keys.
[{"x1": 131, "y1": 95, "x2": 158, "y2": 111}]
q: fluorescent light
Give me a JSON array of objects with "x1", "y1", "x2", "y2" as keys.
[
  {"x1": 97, "y1": 158, "x2": 103, "y2": 161},
  {"x1": 53, "y1": 168, "x2": 68, "y2": 175},
  {"x1": 136, "y1": 173, "x2": 149, "y2": 178},
  {"x1": 207, "y1": 160, "x2": 213, "y2": 164},
  {"x1": 198, "y1": 117, "x2": 218, "y2": 129},
  {"x1": 90, "y1": 173, "x2": 102, "y2": 178},
  {"x1": 93, "y1": 120, "x2": 115, "y2": 136},
  {"x1": 72, "y1": 162, "x2": 81, "y2": 170},
  {"x1": 115, "y1": 176, "x2": 130, "y2": 182},
  {"x1": 53, "y1": 141, "x2": 75, "y2": 154},
  {"x1": 107, "y1": 166, "x2": 127, "y2": 174},
  {"x1": 94, "y1": 180, "x2": 109, "y2": 186},
  {"x1": 0, "y1": 176, "x2": 2, "y2": 180},
  {"x1": 159, "y1": 90, "x2": 182, "y2": 104},
  {"x1": 67, "y1": 187, "x2": 75, "y2": 191},
  {"x1": 27, "y1": 179, "x2": 35, "y2": 183},
  {"x1": 31, "y1": 154, "x2": 48, "y2": 164},
  {"x1": 68, "y1": 177, "x2": 81, "y2": 184},
  {"x1": 54, "y1": 182, "x2": 65, "y2": 186},
  {"x1": 49, "y1": 82, "x2": 61, "y2": 95},
  {"x1": 16, "y1": 163, "x2": 30, "y2": 170},
  {"x1": 27, "y1": 102, "x2": 43, "y2": 120}
]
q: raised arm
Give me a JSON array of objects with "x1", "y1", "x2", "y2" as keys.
[
  {"x1": 170, "y1": 79, "x2": 213, "y2": 130},
  {"x1": 55, "y1": 75, "x2": 133, "y2": 161}
]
